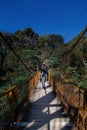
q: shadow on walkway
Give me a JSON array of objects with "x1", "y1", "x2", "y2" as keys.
[{"x1": 16, "y1": 81, "x2": 75, "y2": 130}]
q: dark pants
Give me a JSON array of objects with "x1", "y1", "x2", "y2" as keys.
[{"x1": 42, "y1": 76, "x2": 45, "y2": 89}]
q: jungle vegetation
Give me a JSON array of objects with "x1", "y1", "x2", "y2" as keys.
[{"x1": 0, "y1": 27, "x2": 87, "y2": 90}]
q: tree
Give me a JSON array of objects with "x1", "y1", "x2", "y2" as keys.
[
  {"x1": 0, "y1": 35, "x2": 9, "y2": 74},
  {"x1": 23, "y1": 28, "x2": 34, "y2": 37}
]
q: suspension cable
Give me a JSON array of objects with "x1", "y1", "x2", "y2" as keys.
[
  {"x1": 0, "y1": 32, "x2": 32, "y2": 73},
  {"x1": 65, "y1": 8, "x2": 87, "y2": 43},
  {"x1": 68, "y1": 26, "x2": 87, "y2": 54}
]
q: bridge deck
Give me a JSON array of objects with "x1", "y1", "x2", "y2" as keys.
[{"x1": 16, "y1": 80, "x2": 76, "y2": 130}]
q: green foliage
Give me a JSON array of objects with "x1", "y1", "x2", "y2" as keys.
[
  {"x1": 0, "y1": 79, "x2": 29, "y2": 121},
  {"x1": 79, "y1": 78, "x2": 87, "y2": 88},
  {"x1": 0, "y1": 38, "x2": 8, "y2": 71},
  {"x1": 1, "y1": 26, "x2": 87, "y2": 122},
  {"x1": 23, "y1": 28, "x2": 34, "y2": 37},
  {"x1": 0, "y1": 26, "x2": 87, "y2": 91},
  {"x1": 46, "y1": 56, "x2": 59, "y2": 68},
  {"x1": 1, "y1": 49, "x2": 40, "y2": 89},
  {"x1": 51, "y1": 69, "x2": 61, "y2": 80},
  {"x1": 0, "y1": 95, "x2": 10, "y2": 119}
]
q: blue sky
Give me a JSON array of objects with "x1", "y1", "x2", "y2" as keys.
[{"x1": 0, "y1": 0, "x2": 87, "y2": 42}]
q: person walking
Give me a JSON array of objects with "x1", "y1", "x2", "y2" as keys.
[{"x1": 40, "y1": 63, "x2": 48, "y2": 93}]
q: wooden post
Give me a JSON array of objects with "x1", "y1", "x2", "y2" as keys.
[{"x1": 8, "y1": 91, "x2": 14, "y2": 130}]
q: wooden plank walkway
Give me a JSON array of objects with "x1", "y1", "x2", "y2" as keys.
[{"x1": 16, "y1": 80, "x2": 75, "y2": 130}]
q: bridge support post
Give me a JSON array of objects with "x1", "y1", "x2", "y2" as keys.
[{"x1": 8, "y1": 91, "x2": 14, "y2": 130}]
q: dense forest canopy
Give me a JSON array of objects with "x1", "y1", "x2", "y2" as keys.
[{"x1": 0, "y1": 27, "x2": 87, "y2": 90}]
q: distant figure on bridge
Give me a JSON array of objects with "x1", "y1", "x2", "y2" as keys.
[{"x1": 39, "y1": 63, "x2": 48, "y2": 90}]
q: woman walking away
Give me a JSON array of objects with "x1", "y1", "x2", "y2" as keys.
[{"x1": 40, "y1": 63, "x2": 48, "y2": 93}]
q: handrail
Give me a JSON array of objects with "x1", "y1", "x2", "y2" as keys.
[
  {"x1": 48, "y1": 72, "x2": 85, "y2": 108},
  {"x1": 0, "y1": 71, "x2": 39, "y2": 130},
  {"x1": 0, "y1": 86, "x2": 16, "y2": 98},
  {"x1": 0, "y1": 72, "x2": 38, "y2": 98},
  {"x1": 48, "y1": 73, "x2": 87, "y2": 129}
]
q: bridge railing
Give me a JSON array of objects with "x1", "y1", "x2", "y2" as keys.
[
  {"x1": 48, "y1": 73, "x2": 85, "y2": 107},
  {"x1": 0, "y1": 71, "x2": 39, "y2": 130},
  {"x1": 48, "y1": 73, "x2": 87, "y2": 129}
]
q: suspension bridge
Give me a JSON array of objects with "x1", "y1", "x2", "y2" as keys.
[
  {"x1": 0, "y1": 72, "x2": 77, "y2": 130},
  {"x1": 0, "y1": 27, "x2": 87, "y2": 130}
]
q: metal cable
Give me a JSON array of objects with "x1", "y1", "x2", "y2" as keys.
[
  {"x1": 65, "y1": 8, "x2": 87, "y2": 43},
  {"x1": 0, "y1": 32, "x2": 32, "y2": 73},
  {"x1": 67, "y1": 26, "x2": 87, "y2": 54}
]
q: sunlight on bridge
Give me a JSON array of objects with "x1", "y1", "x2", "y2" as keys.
[{"x1": 16, "y1": 79, "x2": 74, "y2": 130}]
